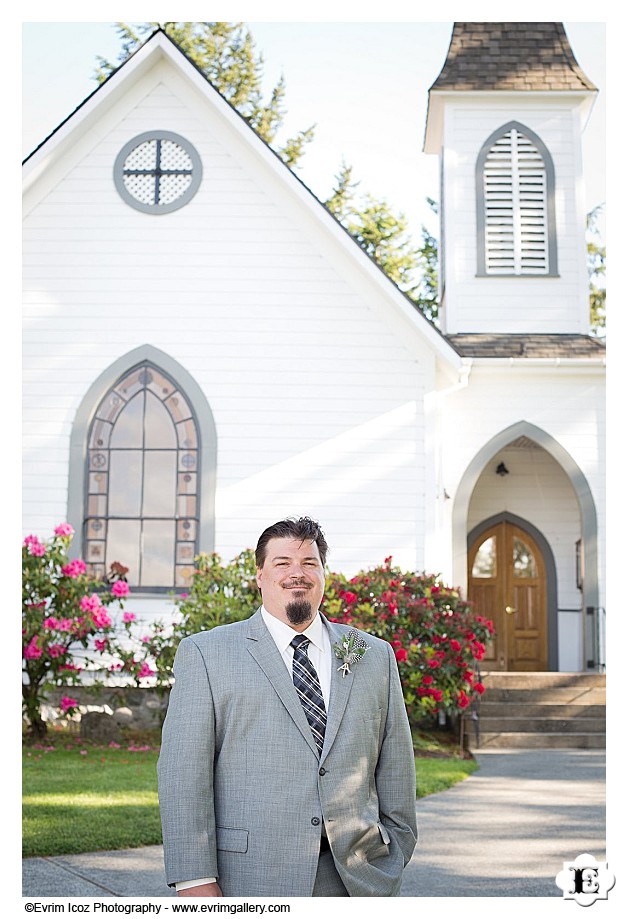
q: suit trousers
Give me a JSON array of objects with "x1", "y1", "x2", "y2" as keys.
[{"x1": 312, "y1": 848, "x2": 349, "y2": 897}]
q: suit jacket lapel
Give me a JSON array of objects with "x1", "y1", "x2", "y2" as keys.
[
  {"x1": 245, "y1": 608, "x2": 319, "y2": 758},
  {"x1": 320, "y1": 617, "x2": 355, "y2": 764}
]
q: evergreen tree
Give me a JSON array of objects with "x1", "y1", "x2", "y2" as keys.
[
  {"x1": 586, "y1": 205, "x2": 606, "y2": 335},
  {"x1": 325, "y1": 165, "x2": 439, "y2": 320},
  {"x1": 95, "y1": 22, "x2": 315, "y2": 168}
]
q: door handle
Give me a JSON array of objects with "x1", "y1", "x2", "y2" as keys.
[{"x1": 505, "y1": 606, "x2": 517, "y2": 615}]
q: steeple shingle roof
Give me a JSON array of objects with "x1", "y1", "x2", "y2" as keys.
[{"x1": 430, "y1": 22, "x2": 597, "y2": 92}]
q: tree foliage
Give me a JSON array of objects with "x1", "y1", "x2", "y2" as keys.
[
  {"x1": 160, "y1": 551, "x2": 494, "y2": 728},
  {"x1": 144, "y1": 551, "x2": 260, "y2": 689},
  {"x1": 325, "y1": 557, "x2": 494, "y2": 724},
  {"x1": 95, "y1": 22, "x2": 315, "y2": 168},
  {"x1": 97, "y1": 23, "x2": 605, "y2": 332},
  {"x1": 325, "y1": 163, "x2": 439, "y2": 320},
  {"x1": 587, "y1": 205, "x2": 606, "y2": 335}
]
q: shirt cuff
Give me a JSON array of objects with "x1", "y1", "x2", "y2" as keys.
[{"x1": 175, "y1": 878, "x2": 217, "y2": 890}]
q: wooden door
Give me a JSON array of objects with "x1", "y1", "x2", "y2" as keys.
[{"x1": 468, "y1": 521, "x2": 548, "y2": 671}]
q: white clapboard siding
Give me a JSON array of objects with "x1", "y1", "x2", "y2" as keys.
[
  {"x1": 23, "y1": 68, "x2": 434, "y2": 578},
  {"x1": 439, "y1": 100, "x2": 590, "y2": 334}
]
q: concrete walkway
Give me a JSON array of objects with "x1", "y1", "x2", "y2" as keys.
[
  {"x1": 401, "y1": 748, "x2": 606, "y2": 897},
  {"x1": 22, "y1": 748, "x2": 605, "y2": 899}
]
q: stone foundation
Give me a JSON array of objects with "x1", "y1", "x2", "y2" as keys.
[{"x1": 40, "y1": 686, "x2": 170, "y2": 731}]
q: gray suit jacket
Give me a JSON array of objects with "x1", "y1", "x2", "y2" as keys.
[{"x1": 157, "y1": 609, "x2": 418, "y2": 896}]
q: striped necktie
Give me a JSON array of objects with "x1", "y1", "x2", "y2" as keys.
[{"x1": 290, "y1": 635, "x2": 327, "y2": 757}]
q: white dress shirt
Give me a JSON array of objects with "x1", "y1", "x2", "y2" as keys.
[
  {"x1": 260, "y1": 605, "x2": 332, "y2": 706},
  {"x1": 175, "y1": 607, "x2": 331, "y2": 892}
]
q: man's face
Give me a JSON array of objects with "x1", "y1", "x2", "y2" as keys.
[{"x1": 256, "y1": 537, "x2": 325, "y2": 630}]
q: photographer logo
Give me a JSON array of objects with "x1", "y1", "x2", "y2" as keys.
[{"x1": 555, "y1": 853, "x2": 615, "y2": 906}]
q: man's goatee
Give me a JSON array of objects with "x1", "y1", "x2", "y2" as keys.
[{"x1": 285, "y1": 599, "x2": 313, "y2": 625}]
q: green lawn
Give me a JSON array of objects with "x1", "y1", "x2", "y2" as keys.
[
  {"x1": 23, "y1": 734, "x2": 162, "y2": 857},
  {"x1": 23, "y1": 729, "x2": 477, "y2": 858},
  {"x1": 414, "y1": 755, "x2": 477, "y2": 797}
]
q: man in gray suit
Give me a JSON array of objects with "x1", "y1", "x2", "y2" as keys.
[{"x1": 157, "y1": 517, "x2": 417, "y2": 897}]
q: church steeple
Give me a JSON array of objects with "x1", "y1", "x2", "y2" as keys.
[{"x1": 424, "y1": 23, "x2": 598, "y2": 338}]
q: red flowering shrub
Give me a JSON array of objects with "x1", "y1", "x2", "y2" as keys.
[{"x1": 323, "y1": 556, "x2": 495, "y2": 725}]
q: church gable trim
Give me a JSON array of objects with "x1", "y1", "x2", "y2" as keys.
[{"x1": 23, "y1": 30, "x2": 460, "y2": 369}]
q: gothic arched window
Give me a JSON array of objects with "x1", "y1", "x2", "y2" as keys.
[
  {"x1": 476, "y1": 121, "x2": 558, "y2": 277},
  {"x1": 84, "y1": 362, "x2": 200, "y2": 590}
]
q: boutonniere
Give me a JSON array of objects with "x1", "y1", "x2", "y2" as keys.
[{"x1": 332, "y1": 628, "x2": 370, "y2": 677}]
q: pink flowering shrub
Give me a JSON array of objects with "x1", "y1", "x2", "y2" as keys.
[
  {"x1": 22, "y1": 524, "x2": 159, "y2": 740},
  {"x1": 324, "y1": 557, "x2": 495, "y2": 726}
]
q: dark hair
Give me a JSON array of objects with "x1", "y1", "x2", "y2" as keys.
[{"x1": 255, "y1": 517, "x2": 329, "y2": 568}]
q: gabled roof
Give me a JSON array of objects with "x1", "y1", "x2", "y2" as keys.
[
  {"x1": 430, "y1": 22, "x2": 597, "y2": 92},
  {"x1": 23, "y1": 27, "x2": 461, "y2": 370}
]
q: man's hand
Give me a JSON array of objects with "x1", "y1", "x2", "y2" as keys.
[{"x1": 178, "y1": 882, "x2": 223, "y2": 897}]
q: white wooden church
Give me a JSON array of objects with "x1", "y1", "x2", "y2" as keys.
[{"x1": 23, "y1": 23, "x2": 605, "y2": 674}]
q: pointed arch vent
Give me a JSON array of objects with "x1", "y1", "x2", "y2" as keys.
[{"x1": 477, "y1": 122, "x2": 557, "y2": 277}]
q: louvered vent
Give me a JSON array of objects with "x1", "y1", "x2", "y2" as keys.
[{"x1": 483, "y1": 128, "x2": 548, "y2": 275}]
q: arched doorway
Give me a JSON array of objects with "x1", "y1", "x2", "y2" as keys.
[
  {"x1": 453, "y1": 420, "x2": 598, "y2": 670},
  {"x1": 468, "y1": 517, "x2": 554, "y2": 671}
]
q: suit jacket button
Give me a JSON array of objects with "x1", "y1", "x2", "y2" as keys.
[
  {"x1": 319, "y1": 767, "x2": 326, "y2": 776},
  {"x1": 311, "y1": 817, "x2": 320, "y2": 826}
]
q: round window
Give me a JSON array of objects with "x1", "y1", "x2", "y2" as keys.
[{"x1": 113, "y1": 131, "x2": 202, "y2": 214}]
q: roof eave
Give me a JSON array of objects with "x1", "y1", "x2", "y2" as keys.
[{"x1": 423, "y1": 87, "x2": 597, "y2": 154}]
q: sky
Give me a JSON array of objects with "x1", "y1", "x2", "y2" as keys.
[{"x1": 21, "y1": 18, "x2": 606, "y2": 243}]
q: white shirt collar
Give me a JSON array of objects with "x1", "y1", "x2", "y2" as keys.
[{"x1": 261, "y1": 605, "x2": 326, "y2": 653}]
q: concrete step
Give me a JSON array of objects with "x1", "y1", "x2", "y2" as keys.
[
  {"x1": 464, "y1": 672, "x2": 606, "y2": 751},
  {"x1": 477, "y1": 717, "x2": 605, "y2": 734},
  {"x1": 467, "y1": 731, "x2": 606, "y2": 750},
  {"x1": 478, "y1": 703, "x2": 606, "y2": 719},
  {"x1": 481, "y1": 688, "x2": 606, "y2": 704},
  {"x1": 479, "y1": 672, "x2": 605, "y2": 689}
]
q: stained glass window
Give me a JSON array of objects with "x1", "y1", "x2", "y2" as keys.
[{"x1": 85, "y1": 363, "x2": 199, "y2": 590}]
